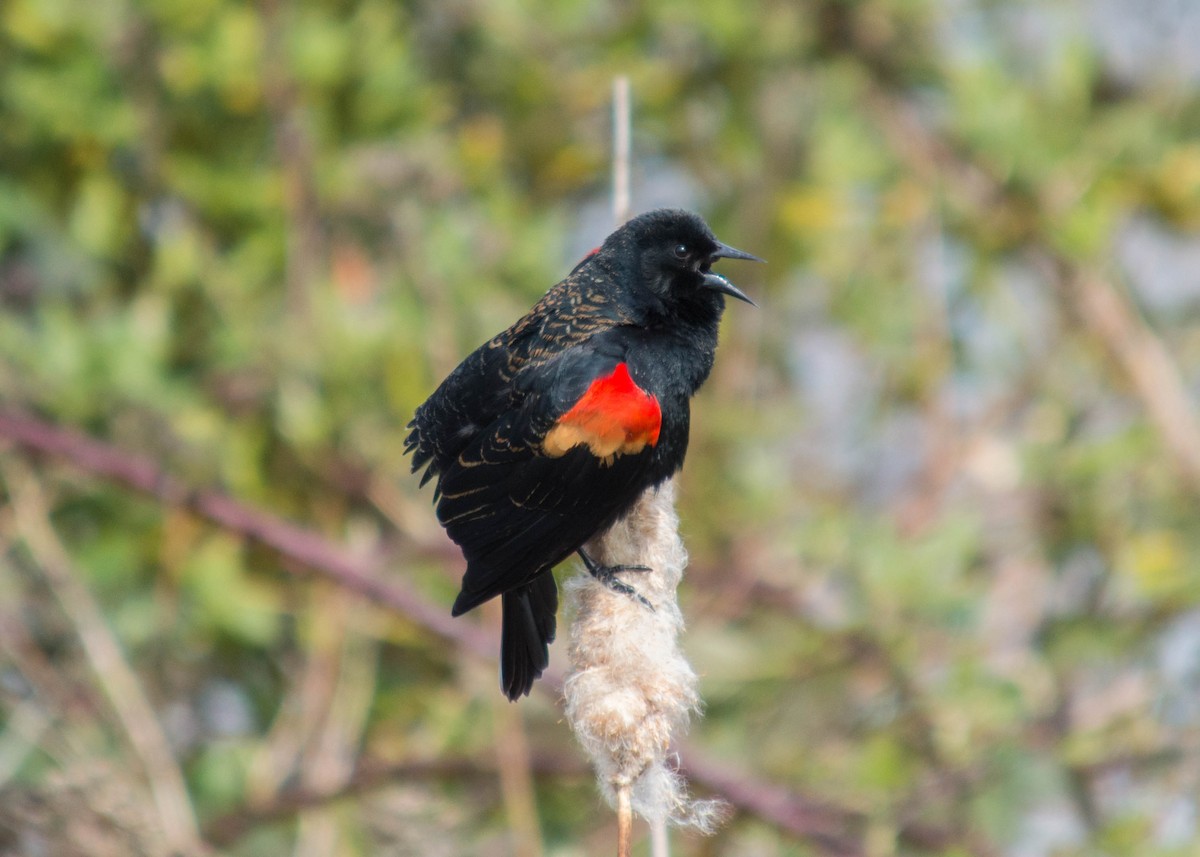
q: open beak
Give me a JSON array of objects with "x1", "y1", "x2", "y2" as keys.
[{"x1": 701, "y1": 240, "x2": 764, "y2": 306}]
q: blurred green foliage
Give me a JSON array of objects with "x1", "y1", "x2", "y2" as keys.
[{"x1": 3, "y1": 0, "x2": 1200, "y2": 855}]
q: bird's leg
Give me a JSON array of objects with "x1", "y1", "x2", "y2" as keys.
[{"x1": 578, "y1": 549, "x2": 654, "y2": 610}]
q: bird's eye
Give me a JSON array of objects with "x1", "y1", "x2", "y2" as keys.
[{"x1": 673, "y1": 243, "x2": 689, "y2": 259}]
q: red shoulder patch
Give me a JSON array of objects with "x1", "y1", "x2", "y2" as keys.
[{"x1": 543, "y1": 363, "x2": 661, "y2": 462}]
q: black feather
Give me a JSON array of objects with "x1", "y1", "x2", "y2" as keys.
[{"x1": 498, "y1": 572, "x2": 558, "y2": 699}]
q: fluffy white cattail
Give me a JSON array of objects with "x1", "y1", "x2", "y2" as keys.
[{"x1": 564, "y1": 479, "x2": 727, "y2": 837}]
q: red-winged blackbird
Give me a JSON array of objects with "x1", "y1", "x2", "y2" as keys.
[{"x1": 406, "y1": 209, "x2": 761, "y2": 700}]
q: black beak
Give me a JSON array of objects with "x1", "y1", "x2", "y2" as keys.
[
  {"x1": 701, "y1": 240, "x2": 763, "y2": 306},
  {"x1": 710, "y1": 241, "x2": 765, "y2": 264}
]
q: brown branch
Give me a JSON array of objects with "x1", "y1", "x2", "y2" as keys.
[
  {"x1": 675, "y1": 747, "x2": 864, "y2": 856},
  {"x1": 203, "y1": 753, "x2": 588, "y2": 848},
  {"x1": 1052, "y1": 261, "x2": 1200, "y2": 489},
  {"x1": 0, "y1": 409, "x2": 494, "y2": 661}
]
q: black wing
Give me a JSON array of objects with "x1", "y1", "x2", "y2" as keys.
[
  {"x1": 434, "y1": 338, "x2": 660, "y2": 615},
  {"x1": 405, "y1": 336, "x2": 515, "y2": 494},
  {"x1": 405, "y1": 262, "x2": 633, "y2": 493}
]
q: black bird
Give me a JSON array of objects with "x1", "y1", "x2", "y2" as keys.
[{"x1": 406, "y1": 209, "x2": 761, "y2": 699}]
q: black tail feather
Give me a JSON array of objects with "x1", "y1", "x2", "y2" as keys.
[{"x1": 499, "y1": 573, "x2": 558, "y2": 700}]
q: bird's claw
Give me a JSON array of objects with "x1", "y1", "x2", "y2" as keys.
[{"x1": 578, "y1": 550, "x2": 654, "y2": 610}]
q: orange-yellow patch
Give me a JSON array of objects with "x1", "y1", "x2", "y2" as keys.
[{"x1": 543, "y1": 363, "x2": 661, "y2": 462}]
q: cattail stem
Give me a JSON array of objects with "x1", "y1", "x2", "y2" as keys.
[
  {"x1": 612, "y1": 76, "x2": 631, "y2": 225},
  {"x1": 617, "y1": 784, "x2": 633, "y2": 857},
  {"x1": 650, "y1": 816, "x2": 669, "y2": 857}
]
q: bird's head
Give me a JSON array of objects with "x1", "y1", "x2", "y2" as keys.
[{"x1": 600, "y1": 209, "x2": 763, "y2": 316}]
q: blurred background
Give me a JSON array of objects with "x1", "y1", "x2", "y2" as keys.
[{"x1": 3, "y1": 0, "x2": 1200, "y2": 854}]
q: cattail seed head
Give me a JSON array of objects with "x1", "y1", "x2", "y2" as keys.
[{"x1": 564, "y1": 480, "x2": 728, "y2": 833}]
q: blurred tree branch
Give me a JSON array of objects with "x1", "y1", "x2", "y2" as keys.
[
  {"x1": 862, "y1": 78, "x2": 1200, "y2": 496},
  {"x1": 0, "y1": 457, "x2": 205, "y2": 856},
  {"x1": 0, "y1": 410, "x2": 492, "y2": 659},
  {"x1": 203, "y1": 752, "x2": 586, "y2": 848}
]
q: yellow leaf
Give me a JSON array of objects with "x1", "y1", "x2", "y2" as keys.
[
  {"x1": 1122, "y1": 530, "x2": 1186, "y2": 597},
  {"x1": 780, "y1": 186, "x2": 843, "y2": 233}
]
